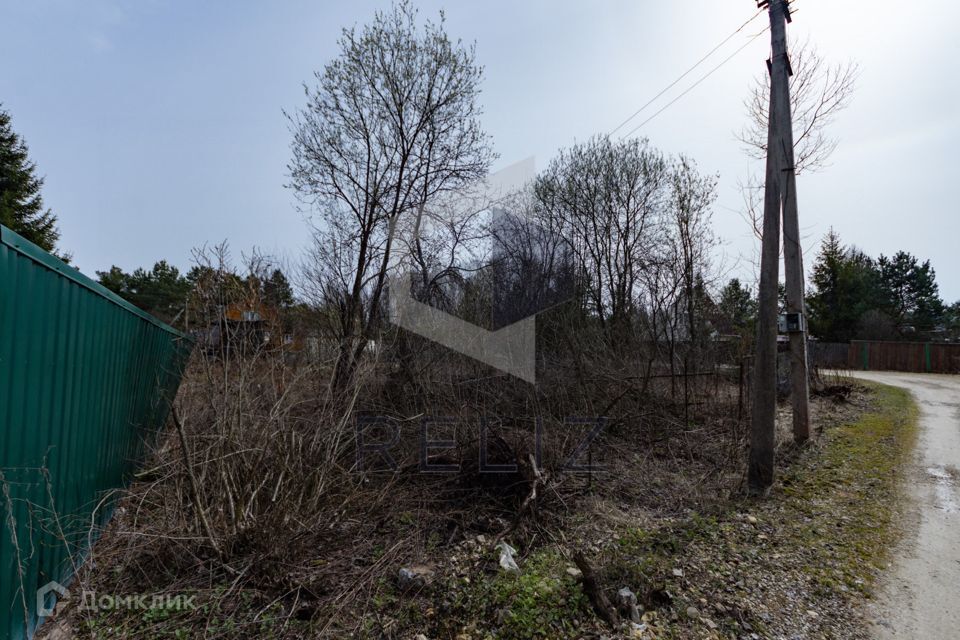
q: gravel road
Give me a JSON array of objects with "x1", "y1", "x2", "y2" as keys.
[{"x1": 845, "y1": 371, "x2": 960, "y2": 639}]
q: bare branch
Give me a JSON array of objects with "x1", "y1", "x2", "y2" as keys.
[{"x1": 737, "y1": 38, "x2": 859, "y2": 174}]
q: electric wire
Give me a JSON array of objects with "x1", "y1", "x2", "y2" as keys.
[
  {"x1": 618, "y1": 26, "x2": 769, "y2": 139},
  {"x1": 608, "y1": 7, "x2": 767, "y2": 137}
]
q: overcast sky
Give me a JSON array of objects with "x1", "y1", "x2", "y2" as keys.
[{"x1": 2, "y1": 0, "x2": 958, "y2": 301}]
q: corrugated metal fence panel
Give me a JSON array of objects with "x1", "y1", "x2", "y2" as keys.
[
  {"x1": 0, "y1": 225, "x2": 192, "y2": 640},
  {"x1": 848, "y1": 341, "x2": 960, "y2": 374}
]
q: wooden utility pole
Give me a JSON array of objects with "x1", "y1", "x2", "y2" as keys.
[{"x1": 749, "y1": 0, "x2": 809, "y2": 495}]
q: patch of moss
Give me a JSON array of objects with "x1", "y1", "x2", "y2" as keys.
[
  {"x1": 779, "y1": 383, "x2": 919, "y2": 596},
  {"x1": 444, "y1": 548, "x2": 591, "y2": 640}
]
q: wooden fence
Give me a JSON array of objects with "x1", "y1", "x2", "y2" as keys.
[
  {"x1": 847, "y1": 340, "x2": 960, "y2": 374},
  {"x1": 808, "y1": 342, "x2": 849, "y2": 369}
]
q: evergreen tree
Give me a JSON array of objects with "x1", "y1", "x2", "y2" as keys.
[
  {"x1": 97, "y1": 261, "x2": 191, "y2": 324},
  {"x1": 0, "y1": 105, "x2": 61, "y2": 253},
  {"x1": 262, "y1": 268, "x2": 295, "y2": 308},
  {"x1": 945, "y1": 301, "x2": 960, "y2": 341},
  {"x1": 806, "y1": 231, "x2": 948, "y2": 341},
  {"x1": 717, "y1": 278, "x2": 757, "y2": 334},
  {"x1": 186, "y1": 265, "x2": 245, "y2": 305},
  {"x1": 877, "y1": 251, "x2": 944, "y2": 332},
  {"x1": 807, "y1": 229, "x2": 884, "y2": 342},
  {"x1": 97, "y1": 266, "x2": 129, "y2": 296}
]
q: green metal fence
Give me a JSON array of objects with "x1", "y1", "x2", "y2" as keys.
[{"x1": 0, "y1": 225, "x2": 193, "y2": 639}]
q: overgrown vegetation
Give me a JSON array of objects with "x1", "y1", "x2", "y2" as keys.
[
  {"x1": 586, "y1": 382, "x2": 920, "y2": 639},
  {"x1": 42, "y1": 364, "x2": 918, "y2": 639},
  {"x1": 96, "y1": 255, "x2": 295, "y2": 328},
  {"x1": 26, "y1": 4, "x2": 925, "y2": 640}
]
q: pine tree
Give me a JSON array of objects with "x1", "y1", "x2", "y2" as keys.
[
  {"x1": 807, "y1": 229, "x2": 884, "y2": 342},
  {"x1": 263, "y1": 269, "x2": 294, "y2": 308},
  {"x1": 878, "y1": 251, "x2": 944, "y2": 332},
  {"x1": 0, "y1": 105, "x2": 61, "y2": 252},
  {"x1": 96, "y1": 261, "x2": 191, "y2": 324},
  {"x1": 717, "y1": 278, "x2": 757, "y2": 334}
]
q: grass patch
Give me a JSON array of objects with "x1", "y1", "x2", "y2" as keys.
[
  {"x1": 592, "y1": 383, "x2": 920, "y2": 638},
  {"x1": 441, "y1": 548, "x2": 592, "y2": 640},
  {"x1": 780, "y1": 383, "x2": 919, "y2": 595}
]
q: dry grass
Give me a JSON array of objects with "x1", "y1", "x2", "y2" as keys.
[
  {"x1": 32, "y1": 259, "x2": 820, "y2": 639},
  {"x1": 37, "y1": 360, "x2": 915, "y2": 640},
  {"x1": 35, "y1": 327, "x2": 759, "y2": 639}
]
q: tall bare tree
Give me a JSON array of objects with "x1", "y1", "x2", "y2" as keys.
[
  {"x1": 534, "y1": 136, "x2": 671, "y2": 340},
  {"x1": 533, "y1": 137, "x2": 718, "y2": 359},
  {"x1": 288, "y1": 1, "x2": 495, "y2": 388},
  {"x1": 738, "y1": 40, "x2": 858, "y2": 250},
  {"x1": 670, "y1": 156, "x2": 719, "y2": 357},
  {"x1": 739, "y1": 39, "x2": 859, "y2": 175}
]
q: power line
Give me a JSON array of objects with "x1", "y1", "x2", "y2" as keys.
[
  {"x1": 608, "y1": 8, "x2": 766, "y2": 137},
  {"x1": 618, "y1": 27, "x2": 769, "y2": 139}
]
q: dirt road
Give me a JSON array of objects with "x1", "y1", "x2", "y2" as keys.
[{"x1": 845, "y1": 371, "x2": 960, "y2": 639}]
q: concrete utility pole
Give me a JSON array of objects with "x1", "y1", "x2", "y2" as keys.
[
  {"x1": 775, "y1": 5, "x2": 811, "y2": 445},
  {"x1": 749, "y1": 0, "x2": 810, "y2": 495}
]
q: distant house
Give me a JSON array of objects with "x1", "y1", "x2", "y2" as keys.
[{"x1": 196, "y1": 303, "x2": 280, "y2": 355}]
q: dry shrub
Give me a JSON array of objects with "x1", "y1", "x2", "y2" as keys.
[{"x1": 62, "y1": 252, "x2": 751, "y2": 638}]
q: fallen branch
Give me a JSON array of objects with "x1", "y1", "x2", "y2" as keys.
[
  {"x1": 492, "y1": 453, "x2": 546, "y2": 547},
  {"x1": 573, "y1": 550, "x2": 619, "y2": 628}
]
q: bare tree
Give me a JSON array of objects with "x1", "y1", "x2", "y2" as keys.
[
  {"x1": 737, "y1": 40, "x2": 857, "y2": 292},
  {"x1": 531, "y1": 135, "x2": 720, "y2": 391},
  {"x1": 534, "y1": 136, "x2": 671, "y2": 340},
  {"x1": 670, "y1": 156, "x2": 719, "y2": 354},
  {"x1": 289, "y1": 1, "x2": 495, "y2": 388},
  {"x1": 739, "y1": 38, "x2": 858, "y2": 175},
  {"x1": 667, "y1": 156, "x2": 719, "y2": 410},
  {"x1": 486, "y1": 191, "x2": 576, "y2": 329}
]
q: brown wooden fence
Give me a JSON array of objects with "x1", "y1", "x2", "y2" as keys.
[
  {"x1": 808, "y1": 342, "x2": 849, "y2": 369},
  {"x1": 847, "y1": 340, "x2": 960, "y2": 374}
]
